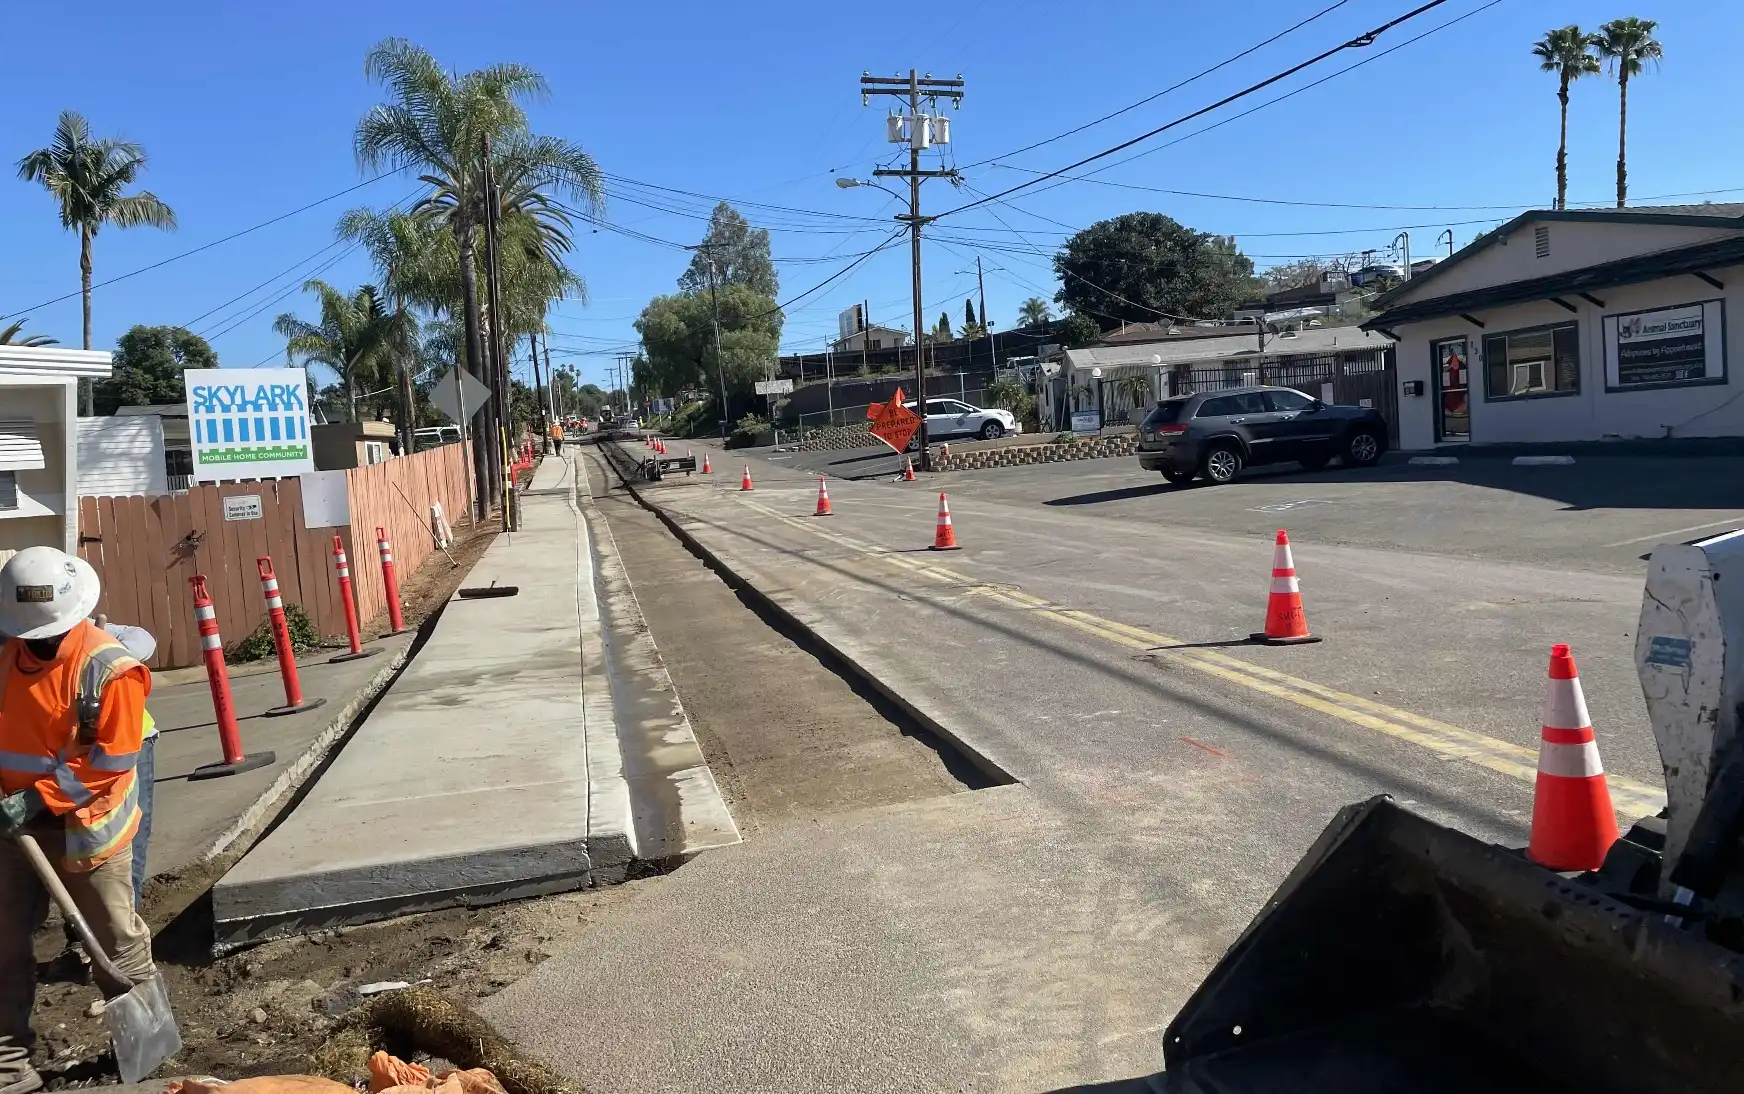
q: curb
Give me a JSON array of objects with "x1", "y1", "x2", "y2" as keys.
[
  {"x1": 598, "y1": 442, "x2": 1017, "y2": 790},
  {"x1": 1512, "y1": 455, "x2": 1576, "y2": 466},
  {"x1": 203, "y1": 637, "x2": 415, "y2": 863},
  {"x1": 1408, "y1": 455, "x2": 1460, "y2": 466}
]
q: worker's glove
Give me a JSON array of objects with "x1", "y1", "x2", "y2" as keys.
[{"x1": 0, "y1": 788, "x2": 46, "y2": 835}]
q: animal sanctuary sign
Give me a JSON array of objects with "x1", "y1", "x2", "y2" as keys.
[
  {"x1": 1604, "y1": 301, "x2": 1727, "y2": 391},
  {"x1": 185, "y1": 368, "x2": 316, "y2": 482}
]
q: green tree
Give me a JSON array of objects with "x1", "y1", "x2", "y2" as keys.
[
  {"x1": 1264, "y1": 258, "x2": 1337, "y2": 291},
  {"x1": 0, "y1": 320, "x2": 57, "y2": 348},
  {"x1": 92, "y1": 325, "x2": 212, "y2": 414},
  {"x1": 1591, "y1": 18, "x2": 1664, "y2": 208},
  {"x1": 1533, "y1": 26, "x2": 1602, "y2": 211},
  {"x1": 273, "y1": 281, "x2": 402, "y2": 421},
  {"x1": 635, "y1": 285, "x2": 781, "y2": 415},
  {"x1": 964, "y1": 298, "x2": 977, "y2": 332},
  {"x1": 935, "y1": 311, "x2": 953, "y2": 340},
  {"x1": 16, "y1": 110, "x2": 176, "y2": 412},
  {"x1": 679, "y1": 202, "x2": 778, "y2": 299},
  {"x1": 1057, "y1": 312, "x2": 1102, "y2": 349},
  {"x1": 1054, "y1": 212, "x2": 1255, "y2": 325},
  {"x1": 1017, "y1": 297, "x2": 1053, "y2": 327},
  {"x1": 1115, "y1": 374, "x2": 1153, "y2": 409}
]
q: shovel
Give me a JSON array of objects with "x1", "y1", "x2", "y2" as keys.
[{"x1": 13, "y1": 833, "x2": 182, "y2": 1083}]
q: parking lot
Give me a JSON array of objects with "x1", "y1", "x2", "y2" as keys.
[{"x1": 922, "y1": 452, "x2": 1744, "y2": 575}]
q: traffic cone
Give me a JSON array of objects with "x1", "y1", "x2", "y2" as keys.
[
  {"x1": 1250, "y1": 530, "x2": 1321, "y2": 644},
  {"x1": 701, "y1": 453, "x2": 712, "y2": 474},
  {"x1": 814, "y1": 477, "x2": 833, "y2": 516},
  {"x1": 1528, "y1": 644, "x2": 1620, "y2": 871},
  {"x1": 903, "y1": 457, "x2": 916, "y2": 482},
  {"x1": 929, "y1": 492, "x2": 960, "y2": 550},
  {"x1": 740, "y1": 464, "x2": 754, "y2": 491}
]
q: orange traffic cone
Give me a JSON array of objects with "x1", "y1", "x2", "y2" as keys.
[
  {"x1": 1251, "y1": 530, "x2": 1320, "y2": 644},
  {"x1": 902, "y1": 457, "x2": 916, "y2": 482},
  {"x1": 1528, "y1": 644, "x2": 1620, "y2": 871},
  {"x1": 814, "y1": 477, "x2": 833, "y2": 516},
  {"x1": 929, "y1": 492, "x2": 960, "y2": 550},
  {"x1": 740, "y1": 464, "x2": 754, "y2": 491},
  {"x1": 701, "y1": 453, "x2": 712, "y2": 474}
]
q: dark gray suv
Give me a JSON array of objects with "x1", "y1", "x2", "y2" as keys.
[{"x1": 1135, "y1": 386, "x2": 1388, "y2": 485}]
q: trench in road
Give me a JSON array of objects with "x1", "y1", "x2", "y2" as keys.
[{"x1": 578, "y1": 449, "x2": 992, "y2": 836}]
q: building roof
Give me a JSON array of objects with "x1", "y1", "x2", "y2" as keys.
[
  {"x1": 1371, "y1": 203, "x2": 1744, "y2": 311},
  {"x1": 1097, "y1": 323, "x2": 1261, "y2": 346},
  {"x1": 0, "y1": 345, "x2": 113, "y2": 379},
  {"x1": 1363, "y1": 233, "x2": 1744, "y2": 330},
  {"x1": 1065, "y1": 325, "x2": 1392, "y2": 373}
]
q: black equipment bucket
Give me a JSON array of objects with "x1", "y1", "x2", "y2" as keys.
[{"x1": 1161, "y1": 797, "x2": 1744, "y2": 1094}]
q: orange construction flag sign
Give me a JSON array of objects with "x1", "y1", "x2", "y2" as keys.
[{"x1": 867, "y1": 387, "x2": 921, "y2": 454}]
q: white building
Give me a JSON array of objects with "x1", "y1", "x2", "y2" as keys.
[
  {"x1": 1365, "y1": 204, "x2": 1744, "y2": 450},
  {"x1": 831, "y1": 323, "x2": 912, "y2": 353},
  {"x1": 0, "y1": 346, "x2": 114, "y2": 556}
]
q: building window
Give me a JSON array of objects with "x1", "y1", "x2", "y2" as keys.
[
  {"x1": 0, "y1": 471, "x2": 15, "y2": 511},
  {"x1": 1483, "y1": 323, "x2": 1580, "y2": 400},
  {"x1": 364, "y1": 441, "x2": 387, "y2": 465},
  {"x1": 1535, "y1": 224, "x2": 1550, "y2": 259}
]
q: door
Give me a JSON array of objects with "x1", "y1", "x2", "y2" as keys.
[
  {"x1": 923, "y1": 399, "x2": 962, "y2": 438},
  {"x1": 1432, "y1": 338, "x2": 1470, "y2": 441},
  {"x1": 1260, "y1": 388, "x2": 1328, "y2": 460},
  {"x1": 1200, "y1": 391, "x2": 1277, "y2": 456}
]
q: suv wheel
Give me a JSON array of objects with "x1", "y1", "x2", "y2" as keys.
[
  {"x1": 1344, "y1": 429, "x2": 1383, "y2": 467},
  {"x1": 980, "y1": 421, "x2": 1005, "y2": 440},
  {"x1": 1202, "y1": 444, "x2": 1243, "y2": 484}
]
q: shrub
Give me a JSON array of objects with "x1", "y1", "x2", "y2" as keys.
[{"x1": 227, "y1": 603, "x2": 321, "y2": 664}]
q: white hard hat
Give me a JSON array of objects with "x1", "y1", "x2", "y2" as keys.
[{"x1": 0, "y1": 547, "x2": 101, "y2": 641}]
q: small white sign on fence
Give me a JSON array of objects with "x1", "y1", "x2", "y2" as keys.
[
  {"x1": 223, "y1": 494, "x2": 263, "y2": 521},
  {"x1": 1071, "y1": 410, "x2": 1103, "y2": 435}
]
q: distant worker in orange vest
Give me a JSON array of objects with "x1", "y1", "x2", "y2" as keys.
[
  {"x1": 0, "y1": 547, "x2": 161, "y2": 1094},
  {"x1": 550, "y1": 419, "x2": 564, "y2": 456}
]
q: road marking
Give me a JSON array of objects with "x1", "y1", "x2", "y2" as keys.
[
  {"x1": 1246, "y1": 498, "x2": 1332, "y2": 514},
  {"x1": 1601, "y1": 517, "x2": 1744, "y2": 548},
  {"x1": 733, "y1": 495, "x2": 1668, "y2": 819}
]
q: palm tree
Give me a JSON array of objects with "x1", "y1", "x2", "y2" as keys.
[
  {"x1": 16, "y1": 110, "x2": 176, "y2": 411},
  {"x1": 1591, "y1": 18, "x2": 1664, "y2": 208},
  {"x1": 1532, "y1": 26, "x2": 1601, "y2": 210},
  {"x1": 273, "y1": 281, "x2": 400, "y2": 422},
  {"x1": 0, "y1": 320, "x2": 58, "y2": 348},
  {"x1": 353, "y1": 39, "x2": 602, "y2": 509},
  {"x1": 1017, "y1": 297, "x2": 1053, "y2": 327}
]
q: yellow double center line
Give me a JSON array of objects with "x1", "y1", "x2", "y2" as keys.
[{"x1": 737, "y1": 494, "x2": 1667, "y2": 820}]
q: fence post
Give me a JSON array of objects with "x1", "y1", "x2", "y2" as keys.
[
  {"x1": 328, "y1": 535, "x2": 378, "y2": 663},
  {"x1": 377, "y1": 527, "x2": 410, "y2": 635},
  {"x1": 187, "y1": 574, "x2": 277, "y2": 779},
  {"x1": 258, "y1": 557, "x2": 326, "y2": 716}
]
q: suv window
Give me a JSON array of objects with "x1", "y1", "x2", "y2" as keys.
[
  {"x1": 1197, "y1": 392, "x2": 1267, "y2": 417},
  {"x1": 1265, "y1": 389, "x2": 1315, "y2": 412},
  {"x1": 1141, "y1": 399, "x2": 1188, "y2": 427}
]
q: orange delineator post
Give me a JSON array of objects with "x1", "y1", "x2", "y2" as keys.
[
  {"x1": 186, "y1": 574, "x2": 277, "y2": 780},
  {"x1": 377, "y1": 526, "x2": 410, "y2": 635},
  {"x1": 1250, "y1": 529, "x2": 1321, "y2": 645},
  {"x1": 814, "y1": 476, "x2": 833, "y2": 516},
  {"x1": 258, "y1": 557, "x2": 326, "y2": 717},
  {"x1": 929, "y1": 493, "x2": 960, "y2": 551},
  {"x1": 1528, "y1": 643, "x2": 1620, "y2": 871},
  {"x1": 329, "y1": 535, "x2": 379, "y2": 663}
]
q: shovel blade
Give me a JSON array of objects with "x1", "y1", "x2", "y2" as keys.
[{"x1": 103, "y1": 974, "x2": 182, "y2": 1084}]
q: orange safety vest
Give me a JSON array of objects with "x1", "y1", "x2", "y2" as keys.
[{"x1": 0, "y1": 621, "x2": 149, "y2": 870}]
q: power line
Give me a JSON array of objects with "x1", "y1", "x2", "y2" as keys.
[
  {"x1": 0, "y1": 170, "x2": 400, "y2": 322},
  {"x1": 937, "y1": 0, "x2": 1463, "y2": 220},
  {"x1": 964, "y1": 0, "x2": 1352, "y2": 169}
]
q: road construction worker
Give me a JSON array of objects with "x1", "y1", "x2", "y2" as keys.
[
  {"x1": 550, "y1": 419, "x2": 564, "y2": 455},
  {"x1": 0, "y1": 547, "x2": 158, "y2": 1094}
]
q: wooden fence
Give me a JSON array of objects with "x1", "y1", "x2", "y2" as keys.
[{"x1": 75, "y1": 442, "x2": 474, "y2": 670}]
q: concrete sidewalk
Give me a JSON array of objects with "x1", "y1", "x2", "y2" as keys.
[
  {"x1": 212, "y1": 453, "x2": 737, "y2": 948},
  {"x1": 144, "y1": 636, "x2": 415, "y2": 899}
]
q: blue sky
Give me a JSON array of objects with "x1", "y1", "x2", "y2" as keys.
[{"x1": 4, "y1": 0, "x2": 1741, "y2": 393}]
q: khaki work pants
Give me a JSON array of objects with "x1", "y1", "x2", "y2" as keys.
[{"x1": 0, "y1": 826, "x2": 156, "y2": 1082}]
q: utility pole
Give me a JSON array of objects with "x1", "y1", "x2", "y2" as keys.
[
  {"x1": 531, "y1": 332, "x2": 548, "y2": 453},
  {"x1": 975, "y1": 255, "x2": 993, "y2": 371},
  {"x1": 541, "y1": 335, "x2": 556, "y2": 428},
  {"x1": 481, "y1": 132, "x2": 514, "y2": 531},
  {"x1": 698, "y1": 247, "x2": 728, "y2": 439},
  {"x1": 862, "y1": 69, "x2": 964, "y2": 471}
]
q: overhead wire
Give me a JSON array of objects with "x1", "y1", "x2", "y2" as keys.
[{"x1": 937, "y1": 0, "x2": 1470, "y2": 220}]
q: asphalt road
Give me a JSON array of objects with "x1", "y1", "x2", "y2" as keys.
[{"x1": 485, "y1": 438, "x2": 1695, "y2": 1093}]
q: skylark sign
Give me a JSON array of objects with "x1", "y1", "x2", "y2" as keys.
[{"x1": 185, "y1": 368, "x2": 316, "y2": 482}]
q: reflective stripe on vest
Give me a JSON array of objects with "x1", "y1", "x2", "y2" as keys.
[{"x1": 64, "y1": 777, "x2": 140, "y2": 870}]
